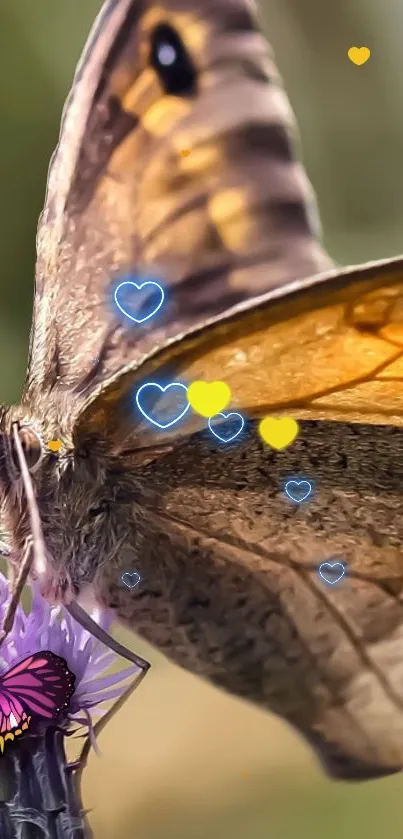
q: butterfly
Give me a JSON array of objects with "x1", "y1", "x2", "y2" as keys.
[
  {"x1": 0, "y1": 651, "x2": 75, "y2": 754},
  {"x1": 0, "y1": 0, "x2": 403, "y2": 782}
]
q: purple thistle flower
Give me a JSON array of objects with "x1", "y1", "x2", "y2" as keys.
[{"x1": 0, "y1": 572, "x2": 144, "y2": 839}]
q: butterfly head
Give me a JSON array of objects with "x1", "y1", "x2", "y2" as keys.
[
  {"x1": 1, "y1": 423, "x2": 44, "y2": 482},
  {"x1": 0, "y1": 406, "x2": 119, "y2": 606},
  {"x1": 0, "y1": 409, "x2": 57, "y2": 490}
]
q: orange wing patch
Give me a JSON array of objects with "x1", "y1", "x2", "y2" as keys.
[{"x1": 73, "y1": 258, "x2": 403, "y2": 450}]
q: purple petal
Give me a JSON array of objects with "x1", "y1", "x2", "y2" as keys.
[
  {"x1": 77, "y1": 666, "x2": 138, "y2": 696},
  {"x1": 78, "y1": 685, "x2": 136, "y2": 707},
  {"x1": 84, "y1": 652, "x2": 117, "y2": 677}
]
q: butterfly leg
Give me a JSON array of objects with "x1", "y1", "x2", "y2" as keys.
[
  {"x1": 66, "y1": 600, "x2": 151, "y2": 673},
  {"x1": 0, "y1": 538, "x2": 34, "y2": 646}
]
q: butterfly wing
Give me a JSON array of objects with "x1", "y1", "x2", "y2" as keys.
[
  {"x1": 26, "y1": 0, "x2": 331, "y2": 420},
  {"x1": 0, "y1": 650, "x2": 75, "y2": 754},
  {"x1": 71, "y1": 256, "x2": 403, "y2": 782},
  {"x1": 0, "y1": 650, "x2": 75, "y2": 722},
  {"x1": 90, "y1": 415, "x2": 403, "y2": 782},
  {"x1": 73, "y1": 254, "x2": 403, "y2": 452},
  {"x1": 0, "y1": 696, "x2": 31, "y2": 754}
]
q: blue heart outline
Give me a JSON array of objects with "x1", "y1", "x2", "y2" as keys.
[
  {"x1": 135, "y1": 382, "x2": 190, "y2": 429},
  {"x1": 121, "y1": 572, "x2": 141, "y2": 589},
  {"x1": 284, "y1": 479, "x2": 313, "y2": 503},
  {"x1": 208, "y1": 412, "x2": 245, "y2": 443},
  {"x1": 114, "y1": 280, "x2": 165, "y2": 323},
  {"x1": 318, "y1": 562, "x2": 346, "y2": 585}
]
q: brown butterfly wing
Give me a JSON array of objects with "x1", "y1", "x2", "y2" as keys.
[
  {"x1": 74, "y1": 256, "x2": 403, "y2": 450},
  {"x1": 26, "y1": 0, "x2": 330, "y2": 415},
  {"x1": 92, "y1": 418, "x2": 403, "y2": 780},
  {"x1": 73, "y1": 256, "x2": 403, "y2": 781}
]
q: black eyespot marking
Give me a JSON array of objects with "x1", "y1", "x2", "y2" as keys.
[{"x1": 150, "y1": 23, "x2": 197, "y2": 96}]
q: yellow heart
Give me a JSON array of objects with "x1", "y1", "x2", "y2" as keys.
[
  {"x1": 258, "y1": 417, "x2": 299, "y2": 450},
  {"x1": 47, "y1": 439, "x2": 62, "y2": 452},
  {"x1": 348, "y1": 46, "x2": 370, "y2": 66},
  {"x1": 187, "y1": 381, "x2": 231, "y2": 418},
  {"x1": 180, "y1": 149, "x2": 191, "y2": 157}
]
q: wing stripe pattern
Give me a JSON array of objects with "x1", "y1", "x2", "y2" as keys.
[{"x1": 28, "y1": 0, "x2": 332, "y2": 407}]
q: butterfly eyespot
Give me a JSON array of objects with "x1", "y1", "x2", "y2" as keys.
[
  {"x1": 150, "y1": 23, "x2": 197, "y2": 96},
  {"x1": 10, "y1": 425, "x2": 44, "y2": 474}
]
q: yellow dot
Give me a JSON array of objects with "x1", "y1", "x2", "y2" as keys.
[{"x1": 48, "y1": 439, "x2": 62, "y2": 452}]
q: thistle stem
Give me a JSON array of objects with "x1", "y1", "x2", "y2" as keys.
[{"x1": 0, "y1": 726, "x2": 92, "y2": 839}]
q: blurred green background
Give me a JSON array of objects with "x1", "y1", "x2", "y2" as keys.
[{"x1": 1, "y1": 1, "x2": 403, "y2": 837}]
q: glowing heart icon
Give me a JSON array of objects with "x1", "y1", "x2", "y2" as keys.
[
  {"x1": 208, "y1": 412, "x2": 244, "y2": 443},
  {"x1": 187, "y1": 381, "x2": 231, "y2": 418},
  {"x1": 318, "y1": 561, "x2": 346, "y2": 585},
  {"x1": 259, "y1": 416, "x2": 299, "y2": 450},
  {"x1": 284, "y1": 480, "x2": 312, "y2": 503},
  {"x1": 114, "y1": 279, "x2": 165, "y2": 323},
  {"x1": 348, "y1": 46, "x2": 370, "y2": 65},
  {"x1": 121, "y1": 572, "x2": 141, "y2": 589},
  {"x1": 135, "y1": 382, "x2": 190, "y2": 429}
]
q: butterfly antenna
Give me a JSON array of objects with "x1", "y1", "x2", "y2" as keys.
[
  {"x1": 0, "y1": 424, "x2": 47, "y2": 645},
  {"x1": 12, "y1": 422, "x2": 48, "y2": 575}
]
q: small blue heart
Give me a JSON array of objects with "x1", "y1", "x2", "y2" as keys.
[
  {"x1": 318, "y1": 561, "x2": 346, "y2": 585},
  {"x1": 121, "y1": 571, "x2": 141, "y2": 589},
  {"x1": 135, "y1": 382, "x2": 190, "y2": 429},
  {"x1": 284, "y1": 480, "x2": 312, "y2": 503},
  {"x1": 114, "y1": 279, "x2": 165, "y2": 323},
  {"x1": 208, "y1": 412, "x2": 244, "y2": 443}
]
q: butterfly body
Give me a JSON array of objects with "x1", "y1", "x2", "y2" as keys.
[{"x1": 1, "y1": 0, "x2": 403, "y2": 781}]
